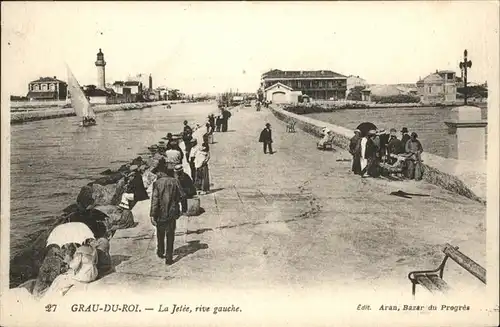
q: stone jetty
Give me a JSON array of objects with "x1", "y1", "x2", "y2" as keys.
[
  {"x1": 10, "y1": 101, "x2": 179, "y2": 124},
  {"x1": 57, "y1": 103, "x2": 484, "y2": 293}
]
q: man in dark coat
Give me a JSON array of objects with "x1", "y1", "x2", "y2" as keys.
[
  {"x1": 259, "y1": 123, "x2": 273, "y2": 154},
  {"x1": 174, "y1": 164, "x2": 196, "y2": 213},
  {"x1": 182, "y1": 121, "x2": 193, "y2": 158},
  {"x1": 378, "y1": 129, "x2": 390, "y2": 161},
  {"x1": 361, "y1": 130, "x2": 379, "y2": 177},
  {"x1": 221, "y1": 108, "x2": 232, "y2": 132},
  {"x1": 349, "y1": 129, "x2": 362, "y2": 174},
  {"x1": 400, "y1": 127, "x2": 411, "y2": 153},
  {"x1": 150, "y1": 159, "x2": 185, "y2": 264},
  {"x1": 386, "y1": 128, "x2": 402, "y2": 164}
]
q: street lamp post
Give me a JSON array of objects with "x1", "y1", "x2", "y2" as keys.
[{"x1": 459, "y1": 49, "x2": 472, "y2": 105}]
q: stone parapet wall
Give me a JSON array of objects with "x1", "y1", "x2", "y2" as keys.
[{"x1": 268, "y1": 105, "x2": 486, "y2": 204}]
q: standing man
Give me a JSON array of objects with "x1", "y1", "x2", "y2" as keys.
[
  {"x1": 150, "y1": 159, "x2": 185, "y2": 265},
  {"x1": 259, "y1": 123, "x2": 273, "y2": 154},
  {"x1": 221, "y1": 108, "x2": 232, "y2": 132},
  {"x1": 182, "y1": 121, "x2": 193, "y2": 159},
  {"x1": 349, "y1": 129, "x2": 362, "y2": 174},
  {"x1": 400, "y1": 127, "x2": 411, "y2": 153},
  {"x1": 387, "y1": 128, "x2": 402, "y2": 164},
  {"x1": 405, "y1": 132, "x2": 424, "y2": 180},
  {"x1": 174, "y1": 164, "x2": 197, "y2": 214},
  {"x1": 360, "y1": 130, "x2": 378, "y2": 177}
]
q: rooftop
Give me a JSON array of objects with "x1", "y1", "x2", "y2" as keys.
[
  {"x1": 29, "y1": 76, "x2": 66, "y2": 84},
  {"x1": 124, "y1": 81, "x2": 141, "y2": 86},
  {"x1": 262, "y1": 69, "x2": 346, "y2": 79}
]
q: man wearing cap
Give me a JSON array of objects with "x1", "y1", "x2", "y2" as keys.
[
  {"x1": 349, "y1": 129, "x2": 362, "y2": 174},
  {"x1": 405, "y1": 132, "x2": 424, "y2": 180},
  {"x1": 259, "y1": 123, "x2": 273, "y2": 154},
  {"x1": 400, "y1": 127, "x2": 410, "y2": 153},
  {"x1": 387, "y1": 128, "x2": 403, "y2": 164},
  {"x1": 174, "y1": 164, "x2": 196, "y2": 213},
  {"x1": 150, "y1": 159, "x2": 185, "y2": 265}
]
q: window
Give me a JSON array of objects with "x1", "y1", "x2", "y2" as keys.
[
  {"x1": 34, "y1": 84, "x2": 39, "y2": 91},
  {"x1": 428, "y1": 86, "x2": 432, "y2": 93},
  {"x1": 41, "y1": 84, "x2": 47, "y2": 91},
  {"x1": 319, "y1": 81, "x2": 324, "y2": 88},
  {"x1": 328, "y1": 81, "x2": 333, "y2": 88},
  {"x1": 297, "y1": 81, "x2": 301, "y2": 88},
  {"x1": 49, "y1": 84, "x2": 55, "y2": 91}
]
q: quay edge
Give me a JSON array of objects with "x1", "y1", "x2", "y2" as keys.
[
  {"x1": 10, "y1": 101, "x2": 181, "y2": 124},
  {"x1": 268, "y1": 104, "x2": 486, "y2": 204}
]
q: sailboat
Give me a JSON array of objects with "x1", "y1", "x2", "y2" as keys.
[{"x1": 66, "y1": 65, "x2": 97, "y2": 127}]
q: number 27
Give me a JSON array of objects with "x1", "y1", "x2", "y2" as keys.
[{"x1": 45, "y1": 304, "x2": 57, "y2": 312}]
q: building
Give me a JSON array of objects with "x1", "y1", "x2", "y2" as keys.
[
  {"x1": 416, "y1": 70, "x2": 457, "y2": 104},
  {"x1": 27, "y1": 77, "x2": 68, "y2": 101},
  {"x1": 260, "y1": 69, "x2": 347, "y2": 101},
  {"x1": 346, "y1": 75, "x2": 367, "y2": 95},
  {"x1": 263, "y1": 82, "x2": 303, "y2": 104},
  {"x1": 95, "y1": 49, "x2": 106, "y2": 89},
  {"x1": 84, "y1": 87, "x2": 109, "y2": 104}
]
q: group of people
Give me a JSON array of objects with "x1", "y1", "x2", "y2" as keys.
[
  {"x1": 215, "y1": 107, "x2": 232, "y2": 132},
  {"x1": 149, "y1": 119, "x2": 218, "y2": 264},
  {"x1": 349, "y1": 127, "x2": 424, "y2": 180},
  {"x1": 33, "y1": 237, "x2": 112, "y2": 299}
]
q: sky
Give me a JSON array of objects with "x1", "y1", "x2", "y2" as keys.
[{"x1": 1, "y1": 1, "x2": 498, "y2": 96}]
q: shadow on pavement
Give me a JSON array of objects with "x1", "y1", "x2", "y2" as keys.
[
  {"x1": 111, "y1": 254, "x2": 132, "y2": 267},
  {"x1": 208, "y1": 187, "x2": 224, "y2": 194},
  {"x1": 173, "y1": 240, "x2": 209, "y2": 263}
]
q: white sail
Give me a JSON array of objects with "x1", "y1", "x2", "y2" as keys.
[{"x1": 66, "y1": 65, "x2": 95, "y2": 119}]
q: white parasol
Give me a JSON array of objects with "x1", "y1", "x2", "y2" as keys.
[{"x1": 46, "y1": 222, "x2": 94, "y2": 247}]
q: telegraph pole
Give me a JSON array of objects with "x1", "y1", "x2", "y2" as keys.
[{"x1": 459, "y1": 49, "x2": 472, "y2": 105}]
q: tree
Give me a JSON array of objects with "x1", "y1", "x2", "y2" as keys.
[{"x1": 346, "y1": 86, "x2": 365, "y2": 101}]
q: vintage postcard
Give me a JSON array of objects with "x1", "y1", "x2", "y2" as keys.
[{"x1": 1, "y1": 1, "x2": 499, "y2": 326}]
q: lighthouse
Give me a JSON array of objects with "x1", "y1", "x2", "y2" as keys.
[{"x1": 95, "y1": 48, "x2": 106, "y2": 89}]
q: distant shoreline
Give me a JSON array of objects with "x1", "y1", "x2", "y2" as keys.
[{"x1": 10, "y1": 101, "x2": 182, "y2": 124}]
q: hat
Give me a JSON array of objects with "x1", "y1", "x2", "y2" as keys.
[
  {"x1": 174, "y1": 164, "x2": 183, "y2": 172},
  {"x1": 401, "y1": 127, "x2": 409, "y2": 133},
  {"x1": 390, "y1": 128, "x2": 397, "y2": 133},
  {"x1": 265, "y1": 123, "x2": 271, "y2": 127},
  {"x1": 411, "y1": 132, "x2": 418, "y2": 137},
  {"x1": 368, "y1": 130, "x2": 376, "y2": 135},
  {"x1": 129, "y1": 165, "x2": 138, "y2": 172}
]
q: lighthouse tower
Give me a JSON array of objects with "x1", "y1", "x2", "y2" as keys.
[{"x1": 95, "y1": 48, "x2": 106, "y2": 89}]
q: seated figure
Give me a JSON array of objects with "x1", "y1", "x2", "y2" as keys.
[{"x1": 317, "y1": 130, "x2": 334, "y2": 150}]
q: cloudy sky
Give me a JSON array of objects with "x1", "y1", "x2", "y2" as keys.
[{"x1": 1, "y1": 1, "x2": 498, "y2": 96}]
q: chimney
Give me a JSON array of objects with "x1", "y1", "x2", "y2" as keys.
[{"x1": 53, "y1": 76, "x2": 57, "y2": 79}]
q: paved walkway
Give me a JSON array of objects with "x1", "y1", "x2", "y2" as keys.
[{"x1": 90, "y1": 104, "x2": 486, "y2": 293}]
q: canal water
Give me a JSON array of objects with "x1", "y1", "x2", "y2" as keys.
[
  {"x1": 10, "y1": 102, "x2": 215, "y2": 286},
  {"x1": 305, "y1": 105, "x2": 488, "y2": 158}
]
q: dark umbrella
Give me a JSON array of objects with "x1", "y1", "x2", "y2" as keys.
[{"x1": 356, "y1": 122, "x2": 377, "y2": 137}]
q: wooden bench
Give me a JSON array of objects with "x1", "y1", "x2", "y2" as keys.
[
  {"x1": 286, "y1": 121, "x2": 296, "y2": 133},
  {"x1": 408, "y1": 243, "x2": 486, "y2": 297}
]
